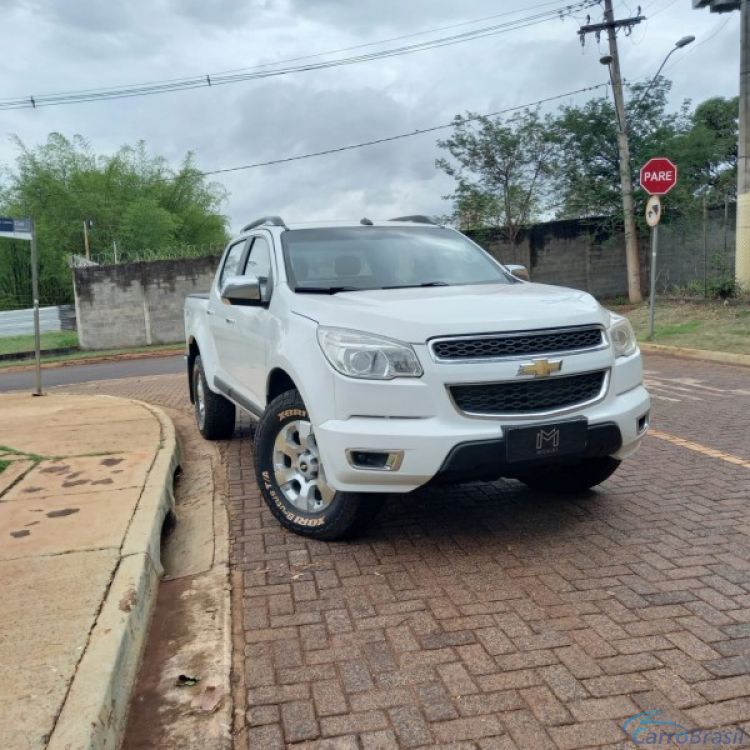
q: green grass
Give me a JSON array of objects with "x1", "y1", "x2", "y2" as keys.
[
  {"x1": 0, "y1": 459, "x2": 8, "y2": 475},
  {"x1": 651, "y1": 320, "x2": 702, "y2": 337},
  {"x1": 0, "y1": 445, "x2": 42, "y2": 462},
  {"x1": 611, "y1": 300, "x2": 750, "y2": 354},
  {"x1": 0, "y1": 330, "x2": 79, "y2": 356},
  {"x1": 0, "y1": 341, "x2": 184, "y2": 369}
]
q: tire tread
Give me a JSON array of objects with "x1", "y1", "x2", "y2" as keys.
[{"x1": 254, "y1": 390, "x2": 385, "y2": 540}]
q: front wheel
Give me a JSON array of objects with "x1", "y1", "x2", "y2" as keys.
[
  {"x1": 518, "y1": 456, "x2": 621, "y2": 494},
  {"x1": 254, "y1": 389, "x2": 385, "y2": 540}
]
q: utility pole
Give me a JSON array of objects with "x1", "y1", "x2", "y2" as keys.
[
  {"x1": 703, "y1": 196, "x2": 709, "y2": 297},
  {"x1": 693, "y1": 0, "x2": 748, "y2": 286},
  {"x1": 83, "y1": 219, "x2": 91, "y2": 261},
  {"x1": 30, "y1": 219, "x2": 42, "y2": 396},
  {"x1": 739, "y1": 0, "x2": 750, "y2": 286},
  {"x1": 579, "y1": 1, "x2": 645, "y2": 303}
]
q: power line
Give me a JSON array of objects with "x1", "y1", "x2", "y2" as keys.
[
  {"x1": 11, "y1": 83, "x2": 611, "y2": 204},
  {"x1": 0, "y1": 1, "x2": 599, "y2": 111},
  {"x1": 192, "y1": 83, "x2": 610, "y2": 178},
  {"x1": 189, "y1": 0, "x2": 576, "y2": 79},
  {"x1": 3, "y1": 82, "x2": 612, "y2": 225},
  {"x1": 663, "y1": 14, "x2": 733, "y2": 72},
  {"x1": 649, "y1": 0, "x2": 681, "y2": 17},
  {"x1": 7, "y1": 0, "x2": 573, "y2": 101}
]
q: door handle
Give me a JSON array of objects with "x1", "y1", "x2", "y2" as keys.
[
  {"x1": 225, "y1": 317, "x2": 236, "y2": 325},
  {"x1": 206, "y1": 308, "x2": 215, "y2": 316}
]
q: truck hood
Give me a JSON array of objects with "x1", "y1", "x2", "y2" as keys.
[{"x1": 289, "y1": 282, "x2": 609, "y2": 343}]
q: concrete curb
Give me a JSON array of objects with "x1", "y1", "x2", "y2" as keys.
[
  {"x1": 0, "y1": 345, "x2": 78, "y2": 363},
  {"x1": 0, "y1": 346, "x2": 183, "y2": 374},
  {"x1": 640, "y1": 342, "x2": 750, "y2": 368},
  {"x1": 47, "y1": 401, "x2": 181, "y2": 750}
]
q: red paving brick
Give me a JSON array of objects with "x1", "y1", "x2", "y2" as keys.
[{"x1": 60, "y1": 354, "x2": 750, "y2": 748}]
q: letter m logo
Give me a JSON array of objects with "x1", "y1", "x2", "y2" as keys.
[{"x1": 536, "y1": 428, "x2": 560, "y2": 450}]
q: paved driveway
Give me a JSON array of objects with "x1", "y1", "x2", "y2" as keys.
[{"x1": 63, "y1": 354, "x2": 750, "y2": 749}]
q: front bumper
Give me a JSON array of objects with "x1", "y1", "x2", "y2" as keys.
[{"x1": 315, "y1": 382, "x2": 650, "y2": 493}]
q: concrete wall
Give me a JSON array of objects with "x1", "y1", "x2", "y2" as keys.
[
  {"x1": 468, "y1": 208, "x2": 735, "y2": 298},
  {"x1": 72, "y1": 210, "x2": 736, "y2": 350},
  {"x1": 468, "y1": 218, "x2": 637, "y2": 298},
  {"x1": 73, "y1": 256, "x2": 220, "y2": 349}
]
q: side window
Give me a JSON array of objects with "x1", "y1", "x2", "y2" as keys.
[
  {"x1": 244, "y1": 236, "x2": 273, "y2": 301},
  {"x1": 219, "y1": 240, "x2": 247, "y2": 286}
]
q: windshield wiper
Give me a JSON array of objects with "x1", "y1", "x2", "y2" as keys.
[
  {"x1": 382, "y1": 281, "x2": 451, "y2": 290},
  {"x1": 295, "y1": 281, "x2": 451, "y2": 293},
  {"x1": 294, "y1": 286, "x2": 364, "y2": 294}
]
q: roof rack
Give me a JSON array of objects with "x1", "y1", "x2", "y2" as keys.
[
  {"x1": 241, "y1": 216, "x2": 287, "y2": 233},
  {"x1": 389, "y1": 215, "x2": 437, "y2": 225}
]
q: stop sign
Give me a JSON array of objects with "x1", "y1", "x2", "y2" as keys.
[{"x1": 640, "y1": 157, "x2": 678, "y2": 195}]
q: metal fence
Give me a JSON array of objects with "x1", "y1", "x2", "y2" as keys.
[
  {"x1": 0, "y1": 305, "x2": 76, "y2": 337},
  {"x1": 654, "y1": 201, "x2": 737, "y2": 296}
]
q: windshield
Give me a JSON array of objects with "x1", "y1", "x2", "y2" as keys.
[{"x1": 281, "y1": 226, "x2": 513, "y2": 292}]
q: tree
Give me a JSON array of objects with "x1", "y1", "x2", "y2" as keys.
[
  {"x1": 553, "y1": 79, "x2": 737, "y2": 220},
  {"x1": 118, "y1": 198, "x2": 179, "y2": 252},
  {"x1": 554, "y1": 78, "x2": 690, "y2": 220},
  {"x1": 436, "y1": 108, "x2": 559, "y2": 242},
  {"x1": 0, "y1": 134, "x2": 229, "y2": 309},
  {"x1": 669, "y1": 96, "x2": 738, "y2": 204},
  {"x1": 435, "y1": 77, "x2": 738, "y2": 255},
  {"x1": 553, "y1": 95, "x2": 621, "y2": 219}
]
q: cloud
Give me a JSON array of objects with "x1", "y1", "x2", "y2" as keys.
[
  {"x1": 170, "y1": 0, "x2": 271, "y2": 28},
  {"x1": 282, "y1": 0, "x2": 486, "y2": 33}
]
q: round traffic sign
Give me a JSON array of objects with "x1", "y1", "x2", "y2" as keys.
[
  {"x1": 645, "y1": 195, "x2": 662, "y2": 227},
  {"x1": 640, "y1": 157, "x2": 678, "y2": 196}
]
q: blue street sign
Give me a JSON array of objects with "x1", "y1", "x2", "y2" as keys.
[{"x1": 0, "y1": 217, "x2": 32, "y2": 239}]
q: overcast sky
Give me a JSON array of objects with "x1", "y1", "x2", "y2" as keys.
[{"x1": 0, "y1": 0, "x2": 740, "y2": 233}]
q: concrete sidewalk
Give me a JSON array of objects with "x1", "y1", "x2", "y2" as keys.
[{"x1": 0, "y1": 393, "x2": 179, "y2": 750}]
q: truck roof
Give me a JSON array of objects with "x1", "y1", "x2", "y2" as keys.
[
  {"x1": 239, "y1": 215, "x2": 441, "y2": 234},
  {"x1": 282, "y1": 220, "x2": 444, "y2": 231}
]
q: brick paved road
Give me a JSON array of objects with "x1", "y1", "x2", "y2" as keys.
[{"x1": 61, "y1": 354, "x2": 750, "y2": 749}]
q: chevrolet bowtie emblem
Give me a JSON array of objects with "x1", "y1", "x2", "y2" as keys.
[{"x1": 518, "y1": 359, "x2": 563, "y2": 378}]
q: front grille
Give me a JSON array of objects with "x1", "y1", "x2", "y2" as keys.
[
  {"x1": 450, "y1": 371, "x2": 607, "y2": 415},
  {"x1": 431, "y1": 326, "x2": 604, "y2": 361}
]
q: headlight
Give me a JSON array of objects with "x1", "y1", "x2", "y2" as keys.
[
  {"x1": 317, "y1": 327, "x2": 423, "y2": 379},
  {"x1": 609, "y1": 315, "x2": 637, "y2": 357}
]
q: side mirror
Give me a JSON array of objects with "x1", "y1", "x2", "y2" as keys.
[
  {"x1": 221, "y1": 275, "x2": 262, "y2": 305},
  {"x1": 506, "y1": 264, "x2": 529, "y2": 281}
]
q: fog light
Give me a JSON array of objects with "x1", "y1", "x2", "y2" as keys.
[{"x1": 347, "y1": 450, "x2": 404, "y2": 471}]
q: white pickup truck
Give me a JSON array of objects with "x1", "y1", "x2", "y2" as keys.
[{"x1": 185, "y1": 215, "x2": 650, "y2": 540}]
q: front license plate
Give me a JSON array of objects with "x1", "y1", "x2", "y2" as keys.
[{"x1": 505, "y1": 419, "x2": 588, "y2": 463}]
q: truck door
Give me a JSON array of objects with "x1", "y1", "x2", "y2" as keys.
[
  {"x1": 223, "y1": 234, "x2": 275, "y2": 408},
  {"x1": 208, "y1": 238, "x2": 249, "y2": 386}
]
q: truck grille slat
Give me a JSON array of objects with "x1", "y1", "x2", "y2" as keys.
[
  {"x1": 450, "y1": 371, "x2": 607, "y2": 416},
  {"x1": 431, "y1": 327, "x2": 604, "y2": 361}
]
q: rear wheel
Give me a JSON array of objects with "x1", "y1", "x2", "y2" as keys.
[
  {"x1": 254, "y1": 389, "x2": 385, "y2": 540},
  {"x1": 193, "y1": 355, "x2": 236, "y2": 440},
  {"x1": 518, "y1": 457, "x2": 620, "y2": 494}
]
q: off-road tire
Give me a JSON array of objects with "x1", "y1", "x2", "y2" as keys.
[
  {"x1": 254, "y1": 389, "x2": 386, "y2": 540},
  {"x1": 519, "y1": 456, "x2": 621, "y2": 494},
  {"x1": 193, "y1": 354, "x2": 236, "y2": 440}
]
